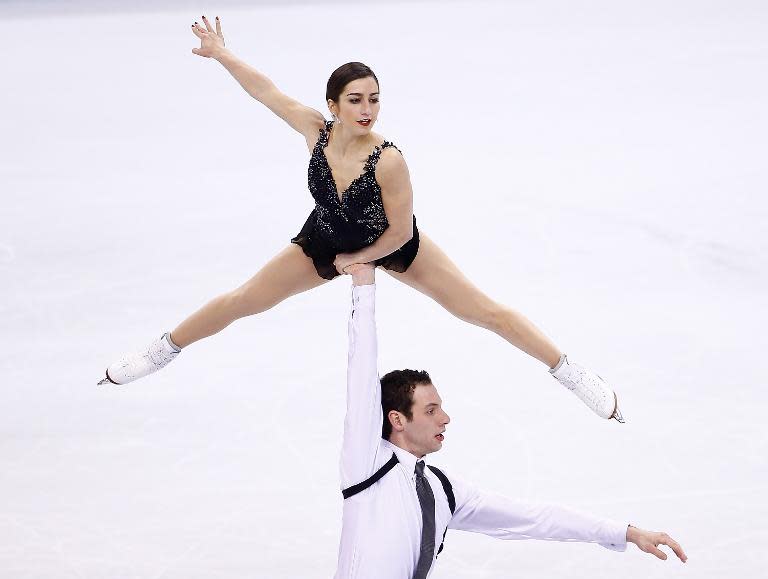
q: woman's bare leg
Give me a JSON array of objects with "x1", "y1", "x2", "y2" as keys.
[
  {"x1": 171, "y1": 244, "x2": 328, "y2": 348},
  {"x1": 385, "y1": 233, "x2": 562, "y2": 368}
]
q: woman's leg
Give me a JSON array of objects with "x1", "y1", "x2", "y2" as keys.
[
  {"x1": 384, "y1": 233, "x2": 562, "y2": 368},
  {"x1": 171, "y1": 244, "x2": 329, "y2": 348}
]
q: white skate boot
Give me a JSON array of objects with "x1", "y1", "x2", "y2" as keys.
[
  {"x1": 98, "y1": 332, "x2": 181, "y2": 385},
  {"x1": 549, "y1": 355, "x2": 624, "y2": 422}
]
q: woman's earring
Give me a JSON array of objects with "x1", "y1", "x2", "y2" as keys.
[{"x1": 333, "y1": 112, "x2": 341, "y2": 125}]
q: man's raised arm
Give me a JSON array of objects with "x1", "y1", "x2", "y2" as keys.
[{"x1": 339, "y1": 264, "x2": 385, "y2": 490}]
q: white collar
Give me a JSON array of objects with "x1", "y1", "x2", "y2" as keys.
[{"x1": 381, "y1": 439, "x2": 425, "y2": 474}]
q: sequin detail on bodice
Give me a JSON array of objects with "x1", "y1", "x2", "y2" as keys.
[{"x1": 307, "y1": 120, "x2": 402, "y2": 250}]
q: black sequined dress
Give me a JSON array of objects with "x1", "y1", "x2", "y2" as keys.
[{"x1": 291, "y1": 120, "x2": 420, "y2": 280}]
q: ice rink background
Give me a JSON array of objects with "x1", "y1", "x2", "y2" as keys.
[{"x1": 2, "y1": 0, "x2": 767, "y2": 577}]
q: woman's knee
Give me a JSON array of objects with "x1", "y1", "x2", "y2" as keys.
[
  {"x1": 478, "y1": 300, "x2": 522, "y2": 334},
  {"x1": 484, "y1": 303, "x2": 528, "y2": 337},
  {"x1": 445, "y1": 293, "x2": 501, "y2": 330},
  {"x1": 228, "y1": 283, "x2": 280, "y2": 318}
]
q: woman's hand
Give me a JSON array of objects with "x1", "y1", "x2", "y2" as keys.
[
  {"x1": 334, "y1": 253, "x2": 365, "y2": 275},
  {"x1": 191, "y1": 15, "x2": 226, "y2": 59}
]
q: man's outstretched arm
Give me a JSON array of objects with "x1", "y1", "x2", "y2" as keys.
[
  {"x1": 447, "y1": 477, "x2": 687, "y2": 562},
  {"x1": 339, "y1": 264, "x2": 385, "y2": 490}
]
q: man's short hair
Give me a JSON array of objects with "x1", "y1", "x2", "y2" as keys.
[{"x1": 380, "y1": 369, "x2": 432, "y2": 439}]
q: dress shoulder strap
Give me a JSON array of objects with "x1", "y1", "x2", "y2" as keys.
[
  {"x1": 315, "y1": 119, "x2": 334, "y2": 149},
  {"x1": 380, "y1": 140, "x2": 401, "y2": 152},
  {"x1": 365, "y1": 141, "x2": 403, "y2": 173}
]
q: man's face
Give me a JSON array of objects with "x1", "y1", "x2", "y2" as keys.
[{"x1": 401, "y1": 383, "x2": 451, "y2": 457}]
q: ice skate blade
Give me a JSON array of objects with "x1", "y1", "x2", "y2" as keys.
[
  {"x1": 611, "y1": 393, "x2": 625, "y2": 423},
  {"x1": 97, "y1": 370, "x2": 119, "y2": 386}
]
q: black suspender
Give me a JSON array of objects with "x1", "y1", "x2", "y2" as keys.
[
  {"x1": 426, "y1": 465, "x2": 455, "y2": 512},
  {"x1": 341, "y1": 453, "x2": 455, "y2": 556},
  {"x1": 426, "y1": 464, "x2": 455, "y2": 556},
  {"x1": 342, "y1": 453, "x2": 399, "y2": 499}
]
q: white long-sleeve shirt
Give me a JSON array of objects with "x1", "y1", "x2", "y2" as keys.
[{"x1": 334, "y1": 284, "x2": 628, "y2": 579}]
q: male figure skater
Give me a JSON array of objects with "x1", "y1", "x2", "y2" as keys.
[{"x1": 337, "y1": 263, "x2": 686, "y2": 578}]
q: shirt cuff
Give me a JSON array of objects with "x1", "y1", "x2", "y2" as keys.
[{"x1": 600, "y1": 521, "x2": 629, "y2": 552}]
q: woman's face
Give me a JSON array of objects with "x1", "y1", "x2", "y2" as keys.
[{"x1": 329, "y1": 76, "x2": 380, "y2": 133}]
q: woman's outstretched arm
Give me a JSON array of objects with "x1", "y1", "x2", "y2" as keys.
[{"x1": 191, "y1": 15, "x2": 325, "y2": 148}]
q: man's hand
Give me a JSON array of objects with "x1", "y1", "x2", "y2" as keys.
[
  {"x1": 626, "y1": 525, "x2": 687, "y2": 562},
  {"x1": 346, "y1": 263, "x2": 375, "y2": 286},
  {"x1": 191, "y1": 15, "x2": 226, "y2": 59}
]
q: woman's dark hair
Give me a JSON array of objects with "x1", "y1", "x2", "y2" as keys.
[
  {"x1": 326, "y1": 62, "x2": 379, "y2": 103},
  {"x1": 380, "y1": 369, "x2": 432, "y2": 439}
]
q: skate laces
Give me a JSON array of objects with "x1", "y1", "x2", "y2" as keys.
[{"x1": 146, "y1": 337, "x2": 178, "y2": 369}]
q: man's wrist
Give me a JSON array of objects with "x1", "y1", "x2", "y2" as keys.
[
  {"x1": 626, "y1": 524, "x2": 638, "y2": 544},
  {"x1": 350, "y1": 266, "x2": 375, "y2": 286}
]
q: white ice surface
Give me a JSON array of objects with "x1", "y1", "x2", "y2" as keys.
[{"x1": 1, "y1": 1, "x2": 767, "y2": 577}]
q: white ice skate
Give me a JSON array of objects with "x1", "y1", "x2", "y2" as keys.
[
  {"x1": 549, "y1": 355, "x2": 624, "y2": 422},
  {"x1": 98, "y1": 333, "x2": 181, "y2": 385}
]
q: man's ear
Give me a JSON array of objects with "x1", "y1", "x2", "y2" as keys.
[{"x1": 388, "y1": 410, "x2": 405, "y2": 433}]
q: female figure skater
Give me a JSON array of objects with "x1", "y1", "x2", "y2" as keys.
[{"x1": 98, "y1": 15, "x2": 622, "y2": 422}]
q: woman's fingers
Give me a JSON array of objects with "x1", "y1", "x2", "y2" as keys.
[{"x1": 190, "y1": 17, "x2": 225, "y2": 58}]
